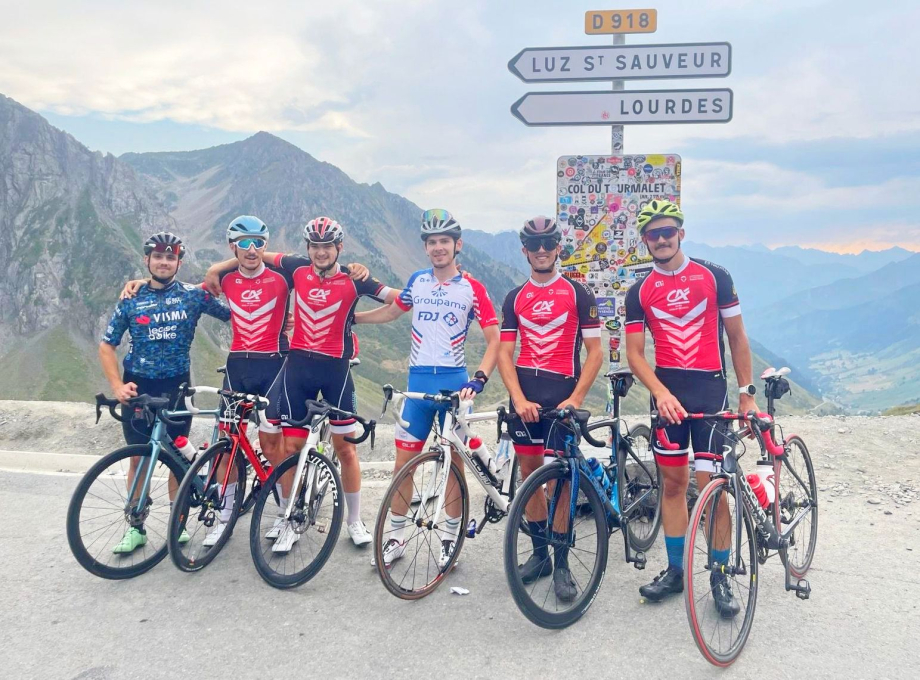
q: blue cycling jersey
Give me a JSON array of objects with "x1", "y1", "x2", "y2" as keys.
[{"x1": 102, "y1": 280, "x2": 231, "y2": 379}]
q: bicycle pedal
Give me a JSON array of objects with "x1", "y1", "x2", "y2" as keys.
[
  {"x1": 466, "y1": 519, "x2": 477, "y2": 539},
  {"x1": 633, "y1": 551, "x2": 647, "y2": 570},
  {"x1": 796, "y1": 579, "x2": 811, "y2": 600}
]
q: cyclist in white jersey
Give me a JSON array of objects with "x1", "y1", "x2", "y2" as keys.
[{"x1": 355, "y1": 209, "x2": 500, "y2": 568}]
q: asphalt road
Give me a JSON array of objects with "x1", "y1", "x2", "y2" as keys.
[{"x1": 1, "y1": 469, "x2": 917, "y2": 679}]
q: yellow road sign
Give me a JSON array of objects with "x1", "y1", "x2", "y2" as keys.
[{"x1": 585, "y1": 9, "x2": 657, "y2": 34}]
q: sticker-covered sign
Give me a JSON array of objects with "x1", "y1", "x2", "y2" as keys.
[{"x1": 557, "y1": 154, "x2": 682, "y2": 365}]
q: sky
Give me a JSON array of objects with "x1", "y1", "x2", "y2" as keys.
[{"x1": 2, "y1": 0, "x2": 919, "y2": 252}]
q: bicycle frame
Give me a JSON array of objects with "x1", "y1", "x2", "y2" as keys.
[{"x1": 279, "y1": 412, "x2": 335, "y2": 523}]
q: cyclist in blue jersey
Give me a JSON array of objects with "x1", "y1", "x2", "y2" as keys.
[
  {"x1": 355, "y1": 209, "x2": 500, "y2": 569},
  {"x1": 99, "y1": 232, "x2": 231, "y2": 554}
]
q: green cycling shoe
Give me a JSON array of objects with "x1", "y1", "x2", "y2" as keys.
[{"x1": 113, "y1": 527, "x2": 148, "y2": 554}]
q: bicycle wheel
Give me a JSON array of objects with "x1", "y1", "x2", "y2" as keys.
[
  {"x1": 620, "y1": 424, "x2": 661, "y2": 551},
  {"x1": 684, "y1": 477, "x2": 759, "y2": 667},
  {"x1": 778, "y1": 435, "x2": 818, "y2": 577},
  {"x1": 503, "y1": 460, "x2": 608, "y2": 629},
  {"x1": 67, "y1": 444, "x2": 186, "y2": 579},
  {"x1": 373, "y1": 448, "x2": 469, "y2": 600},
  {"x1": 168, "y1": 439, "x2": 246, "y2": 572},
  {"x1": 249, "y1": 449, "x2": 343, "y2": 589}
]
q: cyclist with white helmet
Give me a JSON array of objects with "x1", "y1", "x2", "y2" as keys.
[
  {"x1": 355, "y1": 209, "x2": 500, "y2": 569},
  {"x1": 496, "y1": 216, "x2": 603, "y2": 602}
]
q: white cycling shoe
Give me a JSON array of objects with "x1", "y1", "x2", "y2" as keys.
[
  {"x1": 264, "y1": 515, "x2": 285, "y2": 540},
  {"x1": 202, "y1": 522, "x2": 227, "y2": 548},
  {"x1": 272, "y1": 523, "x2": 301, "y2": 553},
  {"x1": 371, "y1": 538, "x2": 406, "y2": 568},
  {"x1": 438, "y1": 539, "x2": 457, "y2": 570},
  {"x1": 347, "y1": 521, "x2": 373, "y2": 547}
]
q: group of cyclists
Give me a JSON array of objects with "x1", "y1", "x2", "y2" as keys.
[{"x1": 100, "y1": 199, "x2": 759, "y2": 615}]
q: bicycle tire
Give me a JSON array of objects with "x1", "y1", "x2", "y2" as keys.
[
  {"x1": 684, "y1": 477, "x2": 759, "y2": 667},
  {"x1": 620, "y1": 423, "x2": 661, "y2": 552},
  {"x1": 67, "y1": 444, "x2": 186, "y2": 580},
  {"x1": 503, "y1": 460, "x2": 608, "y2": 629},
  {"x1": 249, "y1": 449, "x2": 343, "y2": 589},
  {"x1": 778, "y1": 435, "x2": 818, "y2": 577},
  {"x1": 373, "y1": 448, "x2": 469, "y2": 600},
  {"x1": 168, "y1": 439, "x2": 246, "y2": 572}
]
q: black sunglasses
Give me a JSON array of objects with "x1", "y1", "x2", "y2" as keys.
[
  {"x1": 644, "y1": 226, "x2": 679, "y2": 241},
  {"x1": 524, "y1": 237, "x2": 560, "y2": 252}
]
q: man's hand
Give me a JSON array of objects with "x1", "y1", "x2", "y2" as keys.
[
  {"x1": 653, "y1": 389, "x2": 687, "y2": 424},
  {"x1": 119, "y1": 279, "x2": 148, "y2": 300},
  {"x1": 513, "y1": 397, "x2": 541, "y2": 423},
  {"x1": 284, "y1": 311, "x2": 294, "y2": 335},
  {"x1": 739, "y1": 393, "x2": 758, "y2": 417},
  {"x1": 345, "y1": 263, "x2": 369, "y2": 281},
  {"x1": 203, "y1": 267, "x2": 223, "y2": 296},
  {"x1": 458, "y1": 378, "x2": 485, "y2": 401},
  {"x1": 556, "y1": 395, "x2": 583, "y2": 412},
  {"x1": 114, "y1": 381, "x2": 138, "y2": 405}
]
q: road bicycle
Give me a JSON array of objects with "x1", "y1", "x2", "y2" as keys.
[
  {"x1": 671, "y1": 366, "x2": 818, "y2": 666},
  {"x1": 67, "y1": 387, "x2": 221, "y2": 579},
  {"x1": 372, "y1": 385, "x2": 519, "y2": 600}
]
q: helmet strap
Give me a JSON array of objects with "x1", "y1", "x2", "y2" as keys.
[
  {"x1": 650, "y1": 237, "x2": 683, "y2": 266},
  {"x1": 530, "y1": 251, "x2": 558, "y2": 274}
]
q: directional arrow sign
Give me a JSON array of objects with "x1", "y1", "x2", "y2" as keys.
[
  {"x1": 510, "y1": 89, "x2": 733, "y2": 126},
  {"x1": 508, "y1": 42, "x2": 731, "y2": 83}
]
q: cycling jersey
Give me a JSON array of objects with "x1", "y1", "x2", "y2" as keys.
[
  {"x1": 271, "y1": 254, "x2": 391, "y2": 360},
  {"x1": 102, "y1": 281, "x2": 230, "y2": 379},
  {"x1": 395, "y1": 269, "x2": 498, "y2": 367},
  {"x1": 624, "y1": 257, "x2": 740, "y2": 373},
  {"x1": 219, "y1": 264, "x2": 294, "y2": 354},
  {"x1": 500, "y1": 273, "x2": 601, "y2": 379}
]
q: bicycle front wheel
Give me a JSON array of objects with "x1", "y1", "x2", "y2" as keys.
[
  {"x1": 66, "y1": 445, "x2": 185, "y2": 579},
  {"x1": 373, "y1": 448, "x2": 469, "y2": 600},
  {"x1": 620, "y1": 424, "x2": 661, "y2": 551},
  {"x1": 503, "y1": 460, "x2": 608, "y2": 629},
  {"x1": 168, "y1": 439, "x2": 245, "y2": 572},
  {"x1": 684, "y1": 477, "x2": 759, "y2": 667},
  {"x1": 249, "y1": 450, "x2": 343, "y2": 589}
]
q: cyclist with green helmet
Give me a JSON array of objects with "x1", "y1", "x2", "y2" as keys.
[{"x1": 624, "y1": 200, "x2": 757, "y2": 617}]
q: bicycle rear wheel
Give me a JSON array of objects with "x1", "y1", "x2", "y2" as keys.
[
  {"x1": 503, "y1": 460, "x2": 608, "y2": 629},
  {"x1": 684, "y1": 477, "x2": 758, "y2": 667},
  {"x1": 373, "y1": 448, "x2": 469, "y2": 600},
  {"x1": 249, "y1": 450, "x2": 343, "y2": 589},
  {"x1": 778, "y1": 435, "x2": 818, "y2": 577},
  {"x1": 67, "y1": 445, "x2": 185, "y2": 579},
  {"x1": 620, "y1": 424, "x2": 661, "y2": 551},
  {"x1": 168, "y1": 439, "x2": 246, "y2": 572}
]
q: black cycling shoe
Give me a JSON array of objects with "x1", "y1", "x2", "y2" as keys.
[
  {"x1": 639, "y1": 566, "x2": 684, "y2": 602},
  {"x1": 553, "y1": 566, "x2": 578, "y2": 602},
  {"x1": 710, "y1": 570, "x2": 741, "y2": 618},
  {"x1": 519, "y1": 553, "x2": 553, "y2": 584}
]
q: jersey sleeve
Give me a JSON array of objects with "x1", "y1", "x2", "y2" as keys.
[
  {"x1": 396, "y1": 271, "x2": 422, "y2": 311},
  {"x1": 500, "y1": 288, "x2": 521, "y2": 342},
  {"x1": 101, "y1": 300, "x2": 130, "y2": 347},
  {"x1": 274, "y1": 253, "x2": 311, "y2": 273},
  {"x1": 353, "y1": 272, "x2": 392, "y2": 303},
  {"x1": 573, "y1": 280, "x2": 601, "y2": 338},
  {"x1": 706, "y1": 260, "x2": 741, "y2": 318},
  {"x1": 624, "y1": 280, "x2": 646, "y2": 334},
  {"x1": 465, "y1": 274, "x2": 498, "y2": 328},
  {"x1": 200, "y1": 288, "x2": 231, "y2": 322}
]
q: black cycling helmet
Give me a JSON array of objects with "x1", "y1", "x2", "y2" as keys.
[{"x1": 143, "y1": 232, "x2": 186, "y2": 259}]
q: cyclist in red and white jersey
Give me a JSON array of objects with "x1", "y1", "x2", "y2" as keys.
[
  {"x1": 625, "y1": 200, "x2": 756, "y2": 616},
  {"x1": 355, "y1": 209, "x2": 500, "y2": 569},
  {"x1": 497, "y1": 216, "x2": 603, "y2": 602}
]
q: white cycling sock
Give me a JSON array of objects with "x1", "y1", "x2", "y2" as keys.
[
  {"x1": 219, "y1": 482, "x2": 237, "y2": 523},
  {"x1": 443, "y1": 516, "x2": 461, "y2": 543},
  {"x1": 389, "y1": 514, "x2": 408, "y2": 543},
  {"x1": 345, "y1": 492, "x2": 361, "y2": 525}
]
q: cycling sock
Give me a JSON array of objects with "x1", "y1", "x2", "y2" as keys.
[
  {"x1": 219, "y1": 483, "x2": 237, "y2": 523},
  {"x1": 528, "y1": 520, "x2": 549, "y2": 559},
  {"x1": 712, "y1": 548, "x2": 730, "y2": 565},
  {"x1": 443, "y1": 516, "x2": 461, "y2": 542},
  {"x1": 665, "y1": 535, "x2": 685, "y2": 571},
  {"x1": 133, "y1": 525, "x2": 146, "y2": 535},
  {"x1": 345, "y1": 492, "x2": 361, "y2": 525},
  {"x1": 390, "y1": 514, "x2": 408, "y2": 542},
  {"x1": 552, "y1": 531, "x2": 569, "y2": 570}
]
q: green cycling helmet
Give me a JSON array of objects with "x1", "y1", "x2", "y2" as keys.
[{"x1": 636, "y1": 200, "x2": 684, "y2": 233}]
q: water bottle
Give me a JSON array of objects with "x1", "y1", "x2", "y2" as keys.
[
  {"x1": 195, "y1": 442, "x2": 211, "y2": 480},
  {"x1": 494, "y1": 433, "x2": 513, "y2": 483},
  {"x1": 747, "y1": 473, "x2": 770, "y2": 510},
  {"x1": 469, "y1": 437, "x2": 497, "y2": 475},
  {"x1": 586, "y1": 458, "x2": 612, "y2": 497},
  {"x1": 754, "y1": 461, "x2": 776, "y2": 506},
  {"x1": 174, "y1": 436, "x2": 197, "y2": 462}
]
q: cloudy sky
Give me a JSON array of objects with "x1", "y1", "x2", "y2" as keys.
[{"x1": 2, "y1": 0, "x2": 918, "y2": 252}]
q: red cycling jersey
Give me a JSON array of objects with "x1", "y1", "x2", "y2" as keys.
[
  {"x1": 500, "y1": 272, "x2": 601, "y2": 378},
  {"x1": 624, "y1": 257, "x2": 741, "y2": 373},
  {"x1": 272, "y1": 254, "x2": 392, "y2": 359},
  {"x1": 219, "y1": 264, "x2": 294, "y2": 354}
]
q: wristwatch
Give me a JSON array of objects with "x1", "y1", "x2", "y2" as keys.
[
  {"x1": 739, "y1": 384, "x2": 756, "y2": 396},
  {"x1": 473, "y1": 370, "x2": 489, "y2": 384}
]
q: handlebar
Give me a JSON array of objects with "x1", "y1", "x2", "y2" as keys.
[
  {"x1": 650, "y1": 410, "x2": 785, "y2": 456},
  {"x1": 380, "y1": 384, "x2": 506, "y2": 439},
  {"x1": 282, "y1": 399, "x2": 376, "y2": 448},
  {"x1": 521, "y1": 406, "x2": 607, "y2": 449}
]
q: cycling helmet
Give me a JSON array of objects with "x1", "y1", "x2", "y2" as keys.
[
  {"x1": 143, "y1": 232, "x2": 185, "y2": 259},
  {"x1": 519, "y1": 216, "x2": 561, "y2": 244},
  {"x1": 226, "y1": 215, "x2": 269, "y2": 243},
  {"x1": 636, "y1": 199, "x2": 684, "y2": 233},
  {"x1": 303, "y1": 216, "x2": 344, "y2": 244},
  {"x1": 420, "y1": 209, "x2": 461, "y2": 241}
]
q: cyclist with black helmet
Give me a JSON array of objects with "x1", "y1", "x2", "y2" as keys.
[
  {"x1": 100, "y1": 232, "x2": 231, "y2": 554},
  {"x1": 624, "y1": 199, "x2": 756, "y2": 617},
  {"x1": 496, "y1": 216, "x2": 603, "y2": 602},
  {"x1": 355, "y1": 209, "x2": 500, "y2": 570}
]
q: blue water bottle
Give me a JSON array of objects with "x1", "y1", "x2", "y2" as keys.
[{"x1": 586, "y1": 458, "x2": 612, "y2": 497}]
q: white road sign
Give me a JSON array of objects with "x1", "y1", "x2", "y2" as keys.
[
  {"x1": 508, "y1": 42, "x2": 731, "y2": 83},
  {"x1": 510, "y1": 88, "x2": 733, "y2": 126}
]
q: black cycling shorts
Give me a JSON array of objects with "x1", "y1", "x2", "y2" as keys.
[
  {"x1": 652, "y1": 367, "x2": 729, "y2": 472},
  {"x1": 507, "y1": 367, "x2": 578, "y2": 456},
  {"x1": 120, "y1": 372, "x2": 191, "y2": 446},
  {"x1": 265, "y1": 351, "x2": 357, "y2": 437},
  {"x1": 222, "y1": 354, "x2": 284, "y2": 396}
]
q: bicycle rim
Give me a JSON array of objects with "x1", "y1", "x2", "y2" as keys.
[
  {"x1": 620, "y1": 423, "x2": 661, "y2": 552},
  {"x1": 778, "y1": 436, "x2": 818, "y2": 577}
]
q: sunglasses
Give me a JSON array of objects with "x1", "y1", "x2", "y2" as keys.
[
  {"x1": 523, "y1": 237, "x2": 560, "y2": 252},
  {"x1": 422, "y1": 208, "x2": 451, "y2": 222},
  {"x1": 644, "y1": 226, "x2": 679, "y2": 241},
  {"x1": 233, "y1": 237, "x2": 266, "y2": 250}
]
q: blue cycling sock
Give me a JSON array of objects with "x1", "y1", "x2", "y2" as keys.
[
  {"x1": 529, "y1": 520, "x2": 549, "y2": 559},
  {"x1": 665, "y1": 535, "x2": 685, "y2": 571},
  {"x1": 712, "y1": 548, "x2": 730, "y2": 565}
]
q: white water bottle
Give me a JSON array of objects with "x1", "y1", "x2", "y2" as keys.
[
  {"x1": 494, "y1": 433, "x2": 513, "y2": 482},
  {"x1": 469, "y1": 437, "x2": 497, "y2": 475},
  {"x1": 175, "y1": 436, "x2": 197, "y2": 462},
  {"x1": 755, "y1": 461, "x2": 776, "y2": 505}
]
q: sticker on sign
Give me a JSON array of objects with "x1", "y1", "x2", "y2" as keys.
[
  {"x1": 508, "y1": 43, "x2": 731, "y2": 83},
  {"x1": 585, "y1": 9, "x2": 657, "y2": 34},
  {"x1": 511, "y1": 89, "x2": 733, "y2": 126}
]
